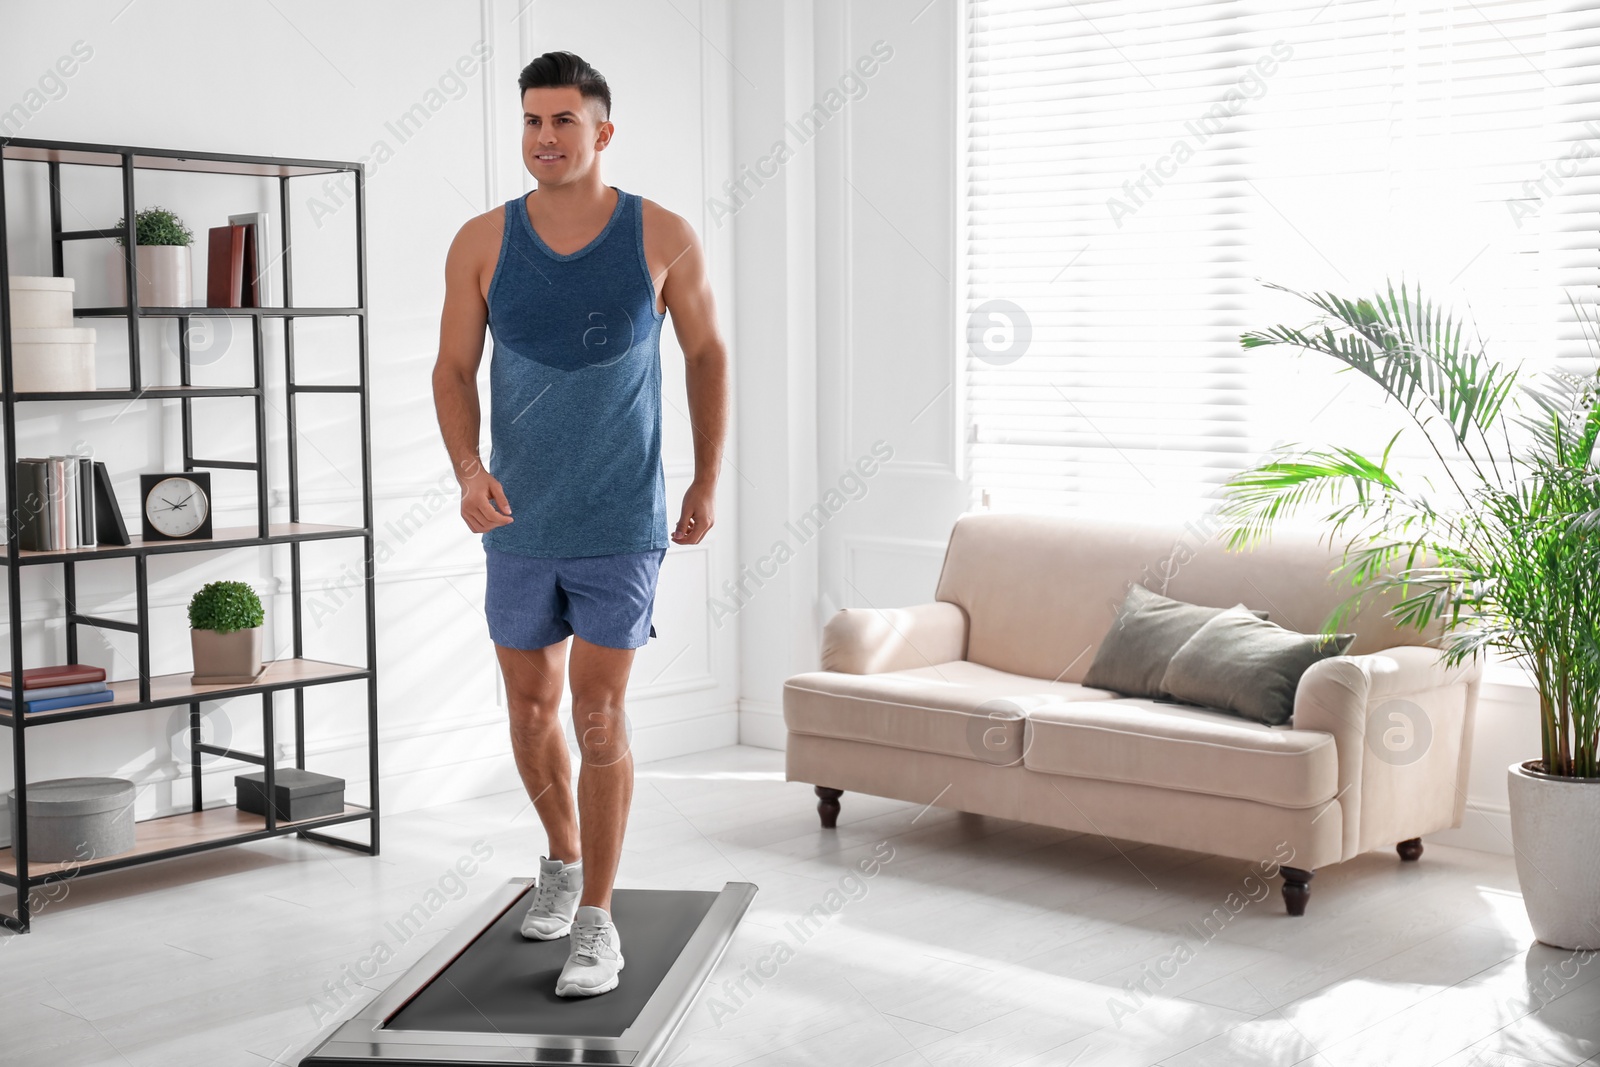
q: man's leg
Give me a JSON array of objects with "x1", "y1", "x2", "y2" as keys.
[
  {"x1": 567, "y1": 635, "x2": 637, "y2": 913},
  {"x1": 494, "y1": 640, "x2": 580, "y2": 863}
]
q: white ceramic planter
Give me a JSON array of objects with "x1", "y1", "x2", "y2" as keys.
[
  {"x1": 1507, "y1": 759, "x2": 1600, "y2": 950},
  {"x1": 108, "y1": 244, "x2": 192, "y2": 307},
  {"x1": 9, "y1": 327, "x2": 96, "y2": 391},
  {"x1": 7, "y1": 275, "x2": 75, "y2": 328}
]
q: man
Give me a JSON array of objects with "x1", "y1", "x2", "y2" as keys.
[{"x1": 431, "y1": 50, "x2": 728, "y2": 998}]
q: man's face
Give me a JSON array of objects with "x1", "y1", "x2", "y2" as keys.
[{"x1": 521, "y1": 86, "x2": 611, "y2": 185}]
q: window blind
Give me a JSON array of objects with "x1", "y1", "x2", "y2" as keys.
[{"x1": 964, "y1": 0, "x2": 1600, "y2": 520}]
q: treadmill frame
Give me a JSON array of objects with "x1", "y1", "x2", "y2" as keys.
[{"x1": 302, "y1": 877, "x2": 757, "y2": 1066}]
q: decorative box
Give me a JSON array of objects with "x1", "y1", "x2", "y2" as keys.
[
  {"x1": 9, "y1": 276, "x2": 94, "y2": 392},
  {"x1": 7, "y1": 776, "x2": 135, "y2": 863},
  {"x1": 235, "y1": 767, "x2": 345, "y2": 822},
  {"x1": 9, "y1": 327, "x2": 96, "y2": 392},
  {"x1": 8, "y1": 274, "x2": 75, "y2": 328}
]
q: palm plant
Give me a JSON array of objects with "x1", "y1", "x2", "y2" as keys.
[{"x1": 1218, "y1": 280, "x2": 1600, "y2": 779}]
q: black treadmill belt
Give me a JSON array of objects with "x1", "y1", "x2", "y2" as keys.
[{"x1": 383, "y1": 886, "x2": 719, "y2": 1037}]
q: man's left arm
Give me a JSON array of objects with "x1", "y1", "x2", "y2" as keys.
[{"x1": 657, "y1": 209, "x2": 728, "y2": 546}]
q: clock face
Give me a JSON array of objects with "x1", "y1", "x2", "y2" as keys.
[{"x1": 145, "y1": 476, "x2": 209, "y2": 538}]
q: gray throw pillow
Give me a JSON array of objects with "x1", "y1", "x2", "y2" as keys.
[
  {"x1": 1083, "y1": 585, "x2": 1269, "y2": 699},
  {"x1": 1160, "y1": 606, "x2": 1356, "y2": 726}
]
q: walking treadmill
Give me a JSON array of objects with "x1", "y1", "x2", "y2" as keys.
[{"x1": 300, "y1": 878, "x2": 758, "y2": 1065}]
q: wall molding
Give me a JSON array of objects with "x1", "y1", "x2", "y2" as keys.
[
  {"x1": 264, "y1": 467, "x2": 699, "y2": 511},
  {"x1": 1426, "y1": 800, "x2": 1513, "y2": 857},
  {"x1": 878, "y1": 459, "x2": 962, "y2": 479},
  {"x1": 738, "y1": 697, "x2": 786, "y2": 751},
  {"x1": 841, "y1": 533, "x2": 947, "y2": 603},
  {"x1": 842, "y1": 534, "x2": 947, "y2": 555}
]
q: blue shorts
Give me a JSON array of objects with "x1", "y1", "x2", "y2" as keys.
[{"x1": 483, "y1": 544, "x2": 665, "y2": 650}]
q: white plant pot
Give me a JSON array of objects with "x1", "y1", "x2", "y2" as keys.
[
  {"x1": 108, "y1": 244, "x2": 192, "y2": 307},
  {"x1": 1507, "y1": 759, "x2": 1600, "y2": 950},
  {"x1": 9, "y1": 327, "x2": 96, "y2": 391}
]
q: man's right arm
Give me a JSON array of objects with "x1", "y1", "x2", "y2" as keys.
[{"x1": 433, "y1": 215, "x2": 513, "y2": 533}]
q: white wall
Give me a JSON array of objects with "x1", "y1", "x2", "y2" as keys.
[
  {"x1": 729, "y1": 0, "x2": 971, "y2": 747},
  {"x1": 0, "y1": 0, "x2": 741, "y2": 839}
]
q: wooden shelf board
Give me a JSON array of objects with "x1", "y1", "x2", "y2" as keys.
[
  {"x1": 1, "y1": 141, "x2": 352, "y2": 178},
  {"x1": 2, "y1": 657, "x2": 368, "y2": 725},
  {"x1": 11, "y1": 384, "x2": 257, "y2": 398},
  {"x1": 0, "y1": 803, "x2": 371, "y2": 878},
  {"x1": 0, "y1": 521, "x2": 362, "y2": 560},
  {"x1": 69, "y1": 306, "x2": 362, "y2": 318}
]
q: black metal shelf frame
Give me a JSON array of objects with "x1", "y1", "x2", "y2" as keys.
[{"x1": 0, "y1": 136, "x2": 380, "y2": 933}]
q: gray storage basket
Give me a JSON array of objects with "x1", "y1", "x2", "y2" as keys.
[{"x1": 7, "y1": 776, "x2": 136, "y2": 863}]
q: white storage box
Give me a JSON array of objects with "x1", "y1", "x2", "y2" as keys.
[
  {"x1": 7, "y1": 275, "x2": 76, "y2": 329},
  {"x1": 10, "y1": 326, "x2": 96, "y2": 392}
]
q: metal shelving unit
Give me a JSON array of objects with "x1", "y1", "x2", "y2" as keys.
[{"x1": 0, "y1": 137, "x2": 380, "y2": 933}]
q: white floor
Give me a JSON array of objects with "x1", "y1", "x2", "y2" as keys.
[{"x1": 2, "y1": 744, "x2": 1596, "y2": 1067}]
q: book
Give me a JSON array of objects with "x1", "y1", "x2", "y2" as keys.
[
  {"x1": 206, "y1": 224, "x2": 246, "y2": 308},
  {"x1": 93, "y1": 461, "x2": 130, "y2": 546},
  {"x1": 78, "y1": 455, "x2": 96, "y2": 548},
  {"x1": 240, "y1": 222, "x2": 258, "y2": 307},
  {"x1": 228, "y1": 211, "x2": 270, "y2": 307},
  {"x1": 48, "y1": 454, "x2": 67, "y2": 550},
  {"x1": 39, "y1": 456, "x2": 55, "y2": 549},
  {"x1": 0, "y1": 689, "x2": 117, "y2": 714},
  {"x1": 14, "y1": 458, "x2": 49, "y2": 550},
  {"x1": 0, "y1": 680, "x2": 108, "y2": 701},
  {"x1": 0, "y1": 663, "x2": 109, "y2": 687},
  {"x1": 54, "y1": 454, "x2": 79, "y2": 549}
]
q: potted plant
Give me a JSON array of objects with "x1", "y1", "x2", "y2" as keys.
[
  {"x1": 109, "y1": 205, "x2": 193, "y2": 307},
  {"x1": 189, "y1": 580, "x2": 265, "y2": 684},
  {"x1": 1217, "y1": 280, "x2": 1600, "y2": 950}
]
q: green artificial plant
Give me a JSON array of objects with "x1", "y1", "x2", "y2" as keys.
[
  {"x1": 188, "y1": 580, "x2": 264, "y2": 634},
  {"x1": 1218, "y1": 280, "x2": 1600, "y2": 779},
  {"x1": 112, "y1": 206, "x2": 193, "y2": 247}
]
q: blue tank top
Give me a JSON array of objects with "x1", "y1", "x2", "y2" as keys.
[{"x1": 482, "y1": 187, "x2": 668, "y2": 558}]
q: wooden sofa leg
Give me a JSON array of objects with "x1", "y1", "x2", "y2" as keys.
[
  {"x1": 815, "y1": 786, "x2": 843, "y2": 829},
  {"x1": 1397, "y1": 837, "x2": 1424, "y2": 862},
  {"x1": 1280, "y1": 866, "x2": 1314, "y2": 916}
]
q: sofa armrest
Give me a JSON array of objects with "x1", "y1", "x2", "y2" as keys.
[
  {"x1": 819, "y1": 601, "x2": 969, "y2": 675},
  {"x1": 1293, "y1": 645, "x2": 1483, "y2": 862}
]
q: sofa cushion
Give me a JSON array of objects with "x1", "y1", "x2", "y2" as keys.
[
  {"x1": 783, "y1": 661, "x2": 1120, "y2": 766},
  {"x1": 1022, "y1": 697, "x2": 1338, "y2": 808},
  {"x1": 1161, "y1": 607, "x2": 1356, "y2": 726},
  {"x1": 1082, "y1": 585, "x2": 1268, "y2": 699}
]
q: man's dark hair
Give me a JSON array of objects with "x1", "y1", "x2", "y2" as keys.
[{"x1": 518, "y1": 51, "x2": 611, "y2": 122}]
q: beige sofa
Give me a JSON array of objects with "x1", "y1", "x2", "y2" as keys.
[{"x1": 783, "y1": 511, "x2": 1482, "y2": 914}]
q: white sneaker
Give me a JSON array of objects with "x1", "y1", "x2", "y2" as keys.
[
  {"x1": 520, "y1": 856, "x2": 582, "y2": 940},
  {"x1": 555, "y1": 905, "x2": 625, "y2": 997}
]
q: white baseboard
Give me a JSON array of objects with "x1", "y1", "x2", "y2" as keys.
[
  {"x1": 738, "y1": 699, "x2": 786, "y2": 750},
  {"x1": 1424, "y1": 800, "x2": 1514, "y2": 856}
]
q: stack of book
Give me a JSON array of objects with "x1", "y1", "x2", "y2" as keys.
[
  {"x1": 13, "y1": 457, "x2": 126, "y2": 551},
  {"x1": 0, "y1": 663, "x2": 114, "y2": 714}
]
